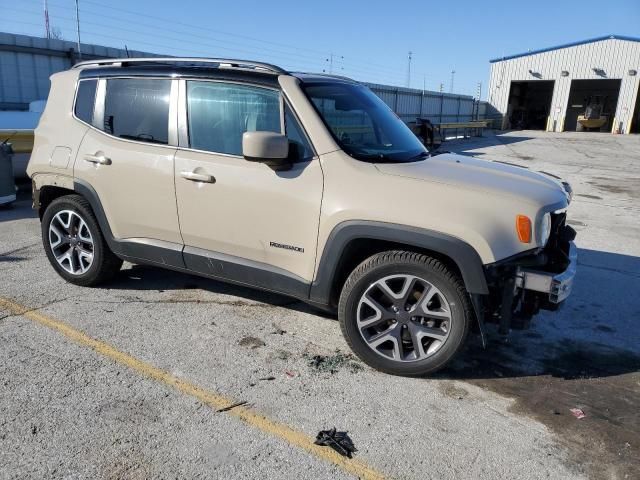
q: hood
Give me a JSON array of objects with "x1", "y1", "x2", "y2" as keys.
[{"x1": 375, "y1": 153, "x2": 569, "y2": 208}]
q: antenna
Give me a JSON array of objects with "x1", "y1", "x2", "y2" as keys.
[
  {"x1": 44, "y1": 0, "x2": 51, "y2": 39},
  {"x1": 450, "y1": 70, "x2": 456, "y2": 93},
  {"x1": 406, "y1": 51, "x2": 413, "y2": 88}
]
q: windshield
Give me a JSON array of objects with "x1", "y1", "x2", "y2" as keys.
[{"x1": 303, "y1": 82, "x2": 428, "y2": 163}]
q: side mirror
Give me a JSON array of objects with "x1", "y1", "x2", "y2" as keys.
[{"x1": 242, "y1": 131, "x2": 291, "y2": 170}]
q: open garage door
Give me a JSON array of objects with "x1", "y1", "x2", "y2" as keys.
[
  {"x1": 565, "y1": 79, "x2": 621, "y2": 132},
  {"x1": 507, "y1": 81, "x2": 554, "y2": 130},
  {"x1": 630, "y1": 85, "x2": 640, "y2": 134}
]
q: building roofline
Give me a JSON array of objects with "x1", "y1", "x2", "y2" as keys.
[{"x1": 489, "y1": 34, "x2": 640, "y2": 63}]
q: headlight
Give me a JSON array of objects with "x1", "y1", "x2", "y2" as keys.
[{"x1": 539, "y1": 213, "x2": 551, "y2": 246}]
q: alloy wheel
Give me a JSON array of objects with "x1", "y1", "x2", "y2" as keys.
[
  {"x1": 357, "y1": 274, "x2": 452, "y2": 362},
  {"x1": 48, "y1": 210, "x2": 95, "y2": 275}
]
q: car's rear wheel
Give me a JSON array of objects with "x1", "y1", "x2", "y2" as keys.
[
  {"x1": 41, "y1": 195, "x2": 122, "y2": 286},
  {"x1": 338, "y1": 251, "x2": 472, "y2": 376}
]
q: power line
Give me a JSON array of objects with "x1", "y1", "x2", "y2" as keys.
[
  {"x1": 19, "y1": 0, "x2": 410, "y2": 84},
  {"x1": 5, "y1": 0, "x2": 416, "y2": 84}
]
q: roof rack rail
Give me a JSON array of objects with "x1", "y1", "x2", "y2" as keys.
[{"x1": 71, "y1": 57, "x2": 288, "y2": 75}]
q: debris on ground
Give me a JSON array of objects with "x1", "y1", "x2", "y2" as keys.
[
  {"x1": 238, "y1": 336, "x2": 266, "y2": 349},
  {"x1": 314, "y1": 428, "x2": 357, "y2": 458},
  {"x1": 285, "y1": 370, "x2": 296, "y2": 377},
  {"x1": 258, "y1": 376, "x2": 275, "y2": 381},
  {"x1": 217, "y1": 401, "x2": 248, "y2": 412},
  {"x1": 271, "y1": 323, "x2": 286, "y2": 335},
  {"x1": 570, "y1": 408, "x2": 586, "y2": 419},
  {"x1": 304, "y1": 352, "x2": 363, "y2": 374}
]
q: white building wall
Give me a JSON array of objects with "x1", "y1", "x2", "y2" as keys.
[{"x1": 488, "y1": 38, "x2": 640, "y2": 133}]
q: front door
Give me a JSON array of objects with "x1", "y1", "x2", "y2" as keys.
[{"x1": 174, "y1": 79, "x2": 323, "y2": 293}]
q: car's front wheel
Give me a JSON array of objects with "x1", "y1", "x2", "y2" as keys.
[
  {"x1": 41, "y1": 195, "x2": 122, "y2": 286},
  {"x1": 338, "y1": 251, "x2": 473, "y2": 376}
]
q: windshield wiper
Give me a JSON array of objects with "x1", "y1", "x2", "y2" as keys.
[
  {"x1": 349, "y1": 152, "x2": 393, "y2": 162},
  {"x1": 407, "y1": 151, "x2": 430, "y2": 161}
]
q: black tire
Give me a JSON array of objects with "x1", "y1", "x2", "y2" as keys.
[
  {"x1": 338, "y1": 251, "x2": 472, "y2": 377},
  {"x1": 41, "y1": 194, "x2": 122, "y2": 286}
]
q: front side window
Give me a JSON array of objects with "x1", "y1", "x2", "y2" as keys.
[
  {"x1": 303, "y1": 82, "x2": 427, "y2": 163},
  {"x1": 103, "y1": 78, "x2": 171, "y2": 145},
  {"x1": 285, "y1": 104, "x2": 313, "y2": 161},
  {"x1": 74, "y1": 79, "x2": 97, "y2": 124},
  {"x1": 187, "y1": 81, "x2": 281, "y2": 156}
]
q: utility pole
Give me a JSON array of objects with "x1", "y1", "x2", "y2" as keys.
[
  {"x1": 324, "y1": 53, "x2": 343, "y2": 75},
  {"x1": 406, "y1": 51, "x2": 412, "y2": 88},
  {"x1": 75, "y1": 0, "x2": 82, "y2": 59},
  {"x1": 476, "y1": 82, "x2": 482, "y2": 101},
  {"x1": 439, "y1": 82, "x2": 444, "y2": 93},
  {"x1": 450, "y1": 70, "x2": 456, "y2": 93},
  {"x1": 44, "y1": 0, "x2": 51, "y2": 39}
]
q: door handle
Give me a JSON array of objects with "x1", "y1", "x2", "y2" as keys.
[
  {"x1": 84, "y1": 153, "x2": 111, "y2": 165},
  {"x1": 180, "y1": 171, "x2": 215, "y2": 183}
]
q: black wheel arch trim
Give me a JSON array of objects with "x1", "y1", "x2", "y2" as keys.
[{"x1": 310, "y1": 220, "x2": 489, "y2": 305}]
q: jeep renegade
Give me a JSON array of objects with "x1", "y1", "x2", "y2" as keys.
[{"x1": 27, "y1": 58, "x2": 577, "y2": 376}]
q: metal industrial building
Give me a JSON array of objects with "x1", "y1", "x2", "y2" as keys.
[{"x1": 488, "y1": 35, "x2": 640, "y2": 134}]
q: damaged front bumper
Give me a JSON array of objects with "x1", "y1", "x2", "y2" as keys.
[
  {"x1": 481, "y1": 214, "x2": 577, "y2": 333},
  {"x1": 517, "y1": 241, "x2": 577, "y2": 304}
]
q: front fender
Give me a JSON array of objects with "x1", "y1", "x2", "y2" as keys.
[{"x1": 310, "y1": 220, "x2": 489, "y2": 305}]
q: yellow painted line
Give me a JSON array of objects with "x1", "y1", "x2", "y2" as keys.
[{"x1": 0, "y1": 297, "x2": 386, "y2": 480}]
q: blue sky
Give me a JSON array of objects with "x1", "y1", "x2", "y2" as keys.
[{"x1": 2, "y1": 0, "x2": 639, "y2": 98}]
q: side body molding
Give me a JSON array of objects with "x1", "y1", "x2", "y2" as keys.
[{"x1": 310, "y1": 220, "x2": 490, "y2": 305}]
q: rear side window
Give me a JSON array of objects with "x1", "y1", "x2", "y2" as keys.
[
  {"x1": 103, "y1": 78, "x2": 171, "y2": 145},
  {"x1": 74, "y1": 79, "x2": 97, "y2": 124},
  {"x1": 186, "y1": 81, "x2": 281, "y2": 156}
]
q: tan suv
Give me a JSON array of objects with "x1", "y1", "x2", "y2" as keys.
[{"x1": 28, "y1": 58, "x2": 577, "y2": 376}]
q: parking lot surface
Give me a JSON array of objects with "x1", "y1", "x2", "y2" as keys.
[{"x1": 1, "y1": 130, "x2": 639, "y2": 480}]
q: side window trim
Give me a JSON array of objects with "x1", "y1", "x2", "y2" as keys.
[
  {"x1": 93, "y1": 78, "x2": 106, "y2": 130},
  {"x1": 177, "y1": 79, "x2": 188, "y2": 148}
]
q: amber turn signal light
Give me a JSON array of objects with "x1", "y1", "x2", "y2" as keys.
[{"x1": 516, "y1": 215, "x2": 532, "y2": 243}]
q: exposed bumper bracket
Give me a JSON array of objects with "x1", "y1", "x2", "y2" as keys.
[{"x1": 516, "y1": 242, "x2": 577, "y2": 304}]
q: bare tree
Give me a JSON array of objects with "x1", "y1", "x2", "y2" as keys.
[{"x1": 50, "y1": 27, "x2": 64, "y2": 40}]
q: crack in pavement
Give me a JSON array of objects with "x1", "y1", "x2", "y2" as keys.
[
  {"x1": 74, "y1": 297, "x2": 302, "y2": 308},
  {"x1": 0, "y1": 242, "x2": 40, "y2": 258}
]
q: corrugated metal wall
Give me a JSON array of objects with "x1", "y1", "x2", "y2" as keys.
[
  {"x1": 0, "y1": 32, "x2": 492, "y2": 127},
  {"x1": 487, "y1": 37, "x2": 640, "y2": 133},
  {"x1": 364, "y1": 82, "x2": 484, "y2": 124},
  {"x1": 0, "y1": 32, "x2": 157, "y2": 109}
]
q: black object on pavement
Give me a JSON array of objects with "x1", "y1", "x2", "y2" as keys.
[{"x1": 314, "y1": 428, "x2": 357, "y2": 458}]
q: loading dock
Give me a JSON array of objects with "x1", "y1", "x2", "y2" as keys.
[
  {"x1": 564, "y1": 79, "x2": 621, "y2": 132},
  {"x1": 506, "y1": 81, "x2": 554, "y2": 130}
]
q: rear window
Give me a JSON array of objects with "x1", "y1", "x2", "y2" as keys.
[
  {"x1": 74, "y1": 79, "x2": 97, "y2": 124},
  {"x1": 102, "y1": 78, "x2": 171, "y2": 145}
]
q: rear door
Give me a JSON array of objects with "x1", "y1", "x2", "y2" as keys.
[
  {"x1": 74, "y1": 77, "x2": 182, "y2": 246},
  {"x1": 174, "y1": 79, "x2": 323, "y2": 290}
]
